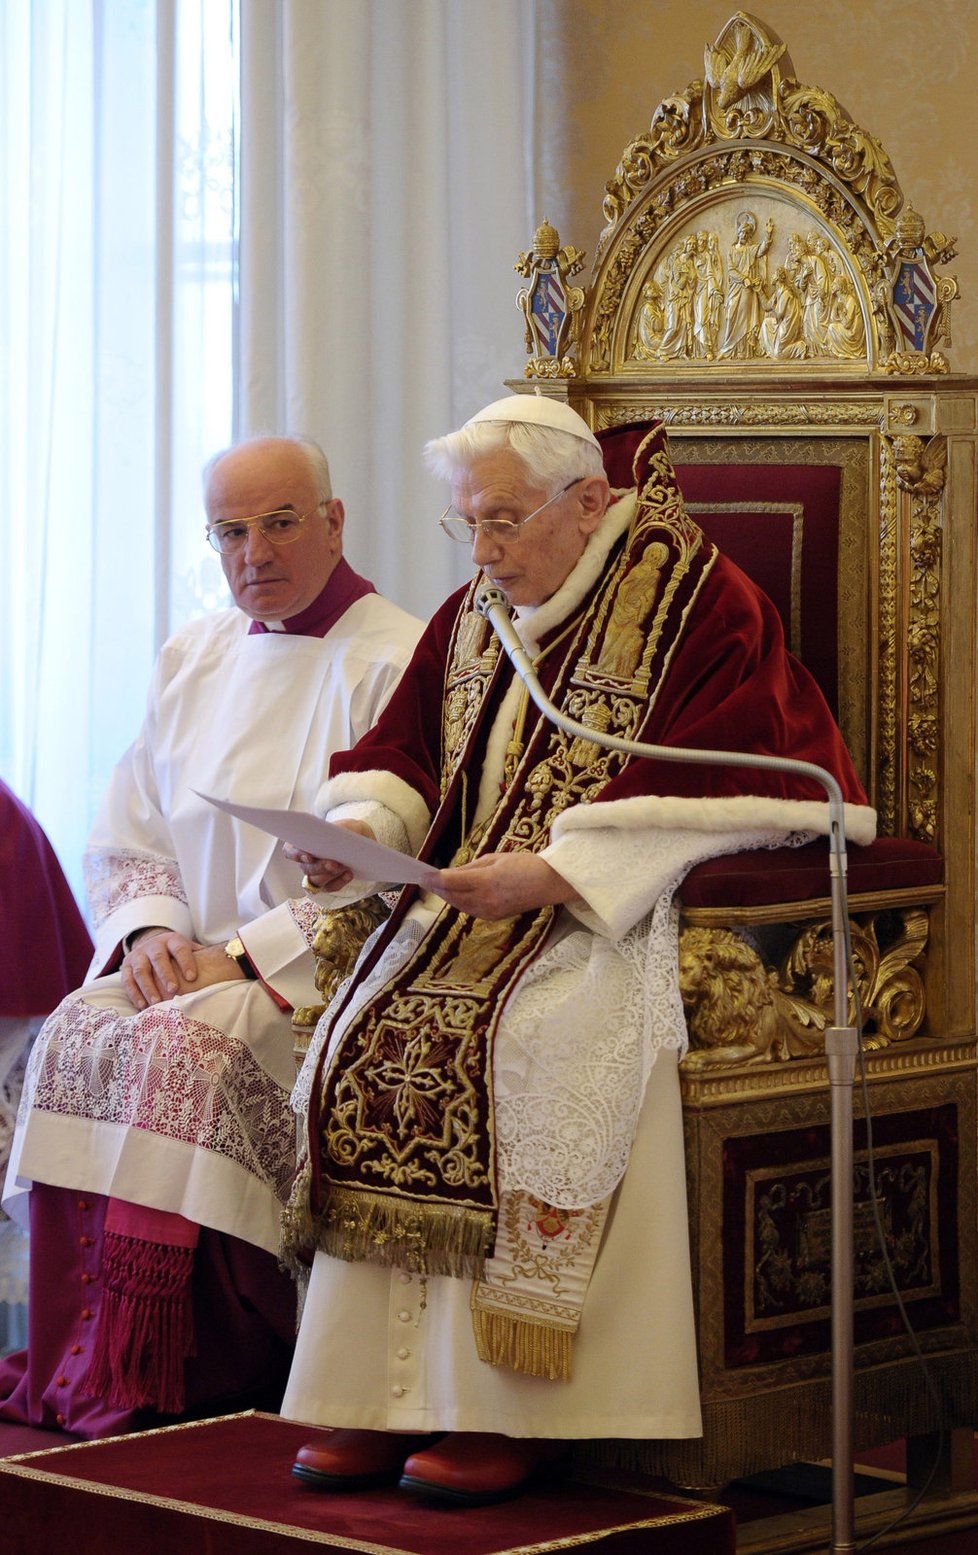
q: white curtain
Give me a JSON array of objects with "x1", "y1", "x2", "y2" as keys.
[
  {"x1": 0, "y1": 0, "x2": 238, "y2": 900},
  {"x1": 238, "y1": 0, "x2": 537, "y2": 617},
  {"x1": 1, "y1": 0, "x2": 538, "y2": 1355},
  {"x1": 1, "y1": 0, "x2": 538, "y2": 893}
]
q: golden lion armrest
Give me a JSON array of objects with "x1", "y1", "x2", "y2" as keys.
[
  {"x1": 677, "y1": 837, "x2": 944, "y2": 1066},
  {"x1": 291, "y1": 895, "x2": 392, "y2": 1070}
]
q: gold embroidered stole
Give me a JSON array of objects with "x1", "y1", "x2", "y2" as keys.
[
  {"x1": 300, "y1": 436, "x2": 716, "y2": 1283},
  {"x1": 472, "y1": 1189, "x2": 613, "y2": 1382}
]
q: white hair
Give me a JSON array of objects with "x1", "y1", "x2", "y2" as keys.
[
  {"x1": 424, "y1": 420, "x2": 605, "y2": 496},
  {"x1": 201, "y1": 434, "x2": 333, "y2": 501}
]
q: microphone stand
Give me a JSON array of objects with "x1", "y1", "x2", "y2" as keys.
[{"x1": 477, "y1": 586, "x2": 859, "y2": 1553}]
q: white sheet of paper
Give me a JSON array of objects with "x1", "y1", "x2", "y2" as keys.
[{"x1": 195, "y1": 791, "x2": 438, "y2": 887}]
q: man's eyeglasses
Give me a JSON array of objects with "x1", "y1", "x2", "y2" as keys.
[
  {"x1": 438, "y1": 478, "x2": 584, "y2": 544},
  {"x1": 206, "y1": 503, "x2": 327, "y2": 555}
]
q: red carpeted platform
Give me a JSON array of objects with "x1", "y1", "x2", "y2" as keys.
[{"x1": 0, "y1": 1410, "x2": 734, "y2": 1554}]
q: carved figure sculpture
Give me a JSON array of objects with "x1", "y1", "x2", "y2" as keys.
[
  {"x1": 692, "y1": 231, "x2": 724, "y2": 359},
  {"x1": 633, "y1": 279, "x2": 665, "y2": 361},
  {"x1": 759, "y1": 266, "x2": 806, "y2": 359},
  {"x1": 657, "y1": 237, "x2": 699, "y2": 359},
  {"x1": 717, "y1": 212, "x2": 774, "y2": 359}
]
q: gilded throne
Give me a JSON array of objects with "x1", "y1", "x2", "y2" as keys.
[{"x1": 509, "y1": 8, "x2": 978, "y2": 1505}]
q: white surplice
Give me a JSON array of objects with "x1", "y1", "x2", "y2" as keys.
[{"x1": 3, "y1": 595, "x2": 422, "y2": 1254}]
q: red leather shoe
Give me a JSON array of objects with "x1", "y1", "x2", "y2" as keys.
[
  {"x1": 399, "y1": 1431, "x2": 567, "y2": 1506},
  {"x1": 293, "y1": 1428, "x2": 439, "y2": 1491}
]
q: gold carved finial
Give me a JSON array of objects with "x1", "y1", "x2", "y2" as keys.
[
  {"x1": 515, "y1": 219, "x2": 586, "y2": 379},
  {"x1": 703, "y1": 13, "x2": 786, "y2": 114},
  {"x1": 896, "y1": 205, "x2": 926, "y2": 249},
  {"x1": 532, "y1": 217, "x2": 561, "y2": 261},
  {"x1": 879, "y1": 204, "x2": 959, "y2": 373}
]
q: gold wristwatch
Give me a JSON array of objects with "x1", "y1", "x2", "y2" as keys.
[{"x1": 224, "y1": 936, "x2": 258, "y2": 980}]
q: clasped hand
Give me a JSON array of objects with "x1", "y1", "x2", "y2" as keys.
[{"x1": 121, "y1": 930, "x2": 249, "y2": 1011}]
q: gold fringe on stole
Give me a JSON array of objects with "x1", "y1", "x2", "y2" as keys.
[
  {"x1": 278, "y1": 1156, "x2": 317, "y2": 1282},
  {"x1": 470, "y1": 1190, "x2": 611, "y2": 1381},
  {"x1": 472, "y1": 1306, "x2": 573, "y2": 1382},
  {"x1": 310, "y1": 1184, "x2": 495, "y2": 1278}
]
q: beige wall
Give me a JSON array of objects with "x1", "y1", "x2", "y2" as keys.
[{"x1": 532, "y1": 0, "x2": 978, "y2": 371}]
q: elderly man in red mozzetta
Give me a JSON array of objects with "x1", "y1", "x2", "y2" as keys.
[
  {"x1": 279, "y1": 397, "x2": 875, "y2": 1506},
  {"x1": 1, "y1": 436, "x2": 422, "y2": 1438}
]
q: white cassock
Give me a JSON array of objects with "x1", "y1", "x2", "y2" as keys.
[
  {"x1": 283, "y1": 812, "x2": 780, "y2": 1441},
  {"x1": 3, "y1": 595, "x2": 421, "y2": 1254}
]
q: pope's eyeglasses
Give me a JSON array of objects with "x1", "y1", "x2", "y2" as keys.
[
  {"x1": 206, "y1": 502, "x2": 327, "y2": 555},
  {"x1": 438, "y1": 478, "x2": 583, "y2": 543}
]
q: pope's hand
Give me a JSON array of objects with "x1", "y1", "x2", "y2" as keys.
[
  {"x1": 284, "y1": 819, "x2": 376, "y2": 892},
  {"x1": 426, "y1": 852, "x2": 578, "y2": 920}
]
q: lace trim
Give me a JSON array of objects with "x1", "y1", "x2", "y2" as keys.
[
  {"x1": 288, "y1": 896, "x2": 321, "y2": 948},
  {"x1": 84, "y1": 848, "x2": 188, "y2": 931},
  {"x1": 292, "y1": 829, "x2": 804, "y2": 1213},
  {"x1": 291, "y1": 916, "x2": 427, "y2": 1124},
  {"x1": 0, "y1": 1018, "x2": 40, "y2": 1219},
  {"x1": 22, "y1": 997, "x2": 295, "y2": 1201},
  {"x1": 494, "y1": 826, "x2": 799, "y2": 1208}
]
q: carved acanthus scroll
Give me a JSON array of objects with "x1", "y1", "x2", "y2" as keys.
[
  {"x1": 679, "y1": 905, "x2": 929, "y2": 1071},
  {"x1": 898, "y1": 433, "x2": 947, "y2": 846}
]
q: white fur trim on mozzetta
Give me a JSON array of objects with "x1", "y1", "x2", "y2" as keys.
[
  {"x1": 315, "y1": 769, "x2": 432, "y2": 854},
  {"x1": 550, "y1": 793, "x2": 877, "y2": 847}
]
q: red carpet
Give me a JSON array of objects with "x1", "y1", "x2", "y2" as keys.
[{"x1": 0, "y1": 1411, "x2": 735, "y2": 1555}]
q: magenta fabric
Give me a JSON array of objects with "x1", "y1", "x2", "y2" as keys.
[
  {"x1": 0, "y1": 780, "x2": 93, "y2": 1017},
  {"x1": 681, "y1": 834, "x2": 943, "y2": 909},
  {"x1": 0, "y1": 1184, "x2": 296, "y2": 1440},
  {"x1": 104, "y1": 1199, "x2": 199, "y2": 1246},
  {"x1": 83, "y1": 1202, "x2": 201, "y2": 1414},
  {"x1": 595, "y1": 418, "x2": 662, "y2": 488},
  {"x1": 248, "y1": 557, "x2": 376, "y2": 637}
]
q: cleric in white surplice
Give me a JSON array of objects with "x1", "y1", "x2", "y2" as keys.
[{"x1": 0, "y1": 435, "x2": 422, "y2": 1439}]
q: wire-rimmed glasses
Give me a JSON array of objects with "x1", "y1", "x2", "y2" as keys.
[
  {"x1": 438, "y1": 478, "x2": 583, "y2": 543},
  {"x1": 205, "y1": 504, "x2": 326, "y2": 555}
]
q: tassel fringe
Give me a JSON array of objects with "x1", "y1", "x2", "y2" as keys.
[
  {"x1": 472, "y1": 1307, "x2": 572, "y2": 1382},
  {"x1": 82, "y1": 1230, "x2": 196, "y2": 1414},
  {"x1": 279, "y1": 1166, "x2": 493, "y2": 1280},
  {"x1": 575, "y1": 1350, "x2": 978, "y2": 1489},
  {"x1": 316, "y1": 1185, "x2": 494, "y2": 1278}
]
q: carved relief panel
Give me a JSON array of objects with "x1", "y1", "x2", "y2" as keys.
[{"x1": 628, "y1": 209, "x2": 866, "y2": 367}]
